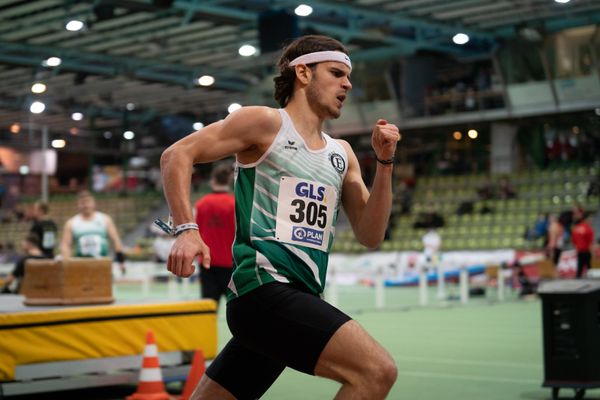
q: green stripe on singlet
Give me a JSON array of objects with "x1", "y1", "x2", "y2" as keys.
[{"x1": 228, "y1": 166, "x2": 258, "y2": 299}]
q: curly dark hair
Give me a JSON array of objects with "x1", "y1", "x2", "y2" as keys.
[{"x1": 273, "y1": 35, "x2": 349, "y2": 107}]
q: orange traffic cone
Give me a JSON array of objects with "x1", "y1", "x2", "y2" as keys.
[
  {"x1": 179, "y1": 349, "x2": 206, "y2": 400},
  {"x1": 127, "y1": 330, "x2": 171, "y2": 400}
]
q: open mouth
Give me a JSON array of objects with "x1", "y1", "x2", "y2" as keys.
[{"x1": 336, "y1": 94, "x2": 346, "y2": 104}]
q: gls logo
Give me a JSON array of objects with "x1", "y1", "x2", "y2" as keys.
[{"x1": 295, "y1": 182, "x2": 325, "y2": 202}]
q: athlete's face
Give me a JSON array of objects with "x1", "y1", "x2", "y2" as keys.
[
  {"x1": 32, "y1": 203, "x2": 42, "y2": 218},
  {"x1": 306, "y1": 61, "x2": 352, "y2": 119},
  {"x1": 77, "y1": 196, "x2": 96, "y2": 215}
]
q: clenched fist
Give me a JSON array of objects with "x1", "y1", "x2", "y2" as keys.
[
  {"x1": 167, "y1": 230, "x2": 211, "y2": 277},
  {"x1": 371, "y1": 119, "x2": 400, "y2": 161}
]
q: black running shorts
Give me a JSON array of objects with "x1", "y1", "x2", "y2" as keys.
[{"x1": 205, "y1": 282, "x2": 352, "y2": 399}]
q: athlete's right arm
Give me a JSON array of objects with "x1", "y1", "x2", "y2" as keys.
[
  {"x1": 59, "y1": 219, "x2": 73, "y2": 259},
  {"x1": 160, "y1": 106, "x2": 280, "y2": 277}
]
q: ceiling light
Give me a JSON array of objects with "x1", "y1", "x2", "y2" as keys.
[
  {"x1": 453, "y1": 131, "x2": 462, "y2": 140},
  {"x1": 468, "y1": 129, "x2": 478, "y2": 139},
  {"x1": 65, "y1": 19, "x2": 85, "y2": 32},
  {"x1": 126, "y1": 103, "x2": 135, "y2": 111},
  {"x1": 453, "y1": 33, "x2": 469, "y2": 45},
  {"x1": 43, "y1": 57, "x2": 62, "y2": 67},
  {"x1": 197, "y1": 75, "x2": 215, "y2": 86},
  {"x1": 554, "y1": 0, "x2": 570, "y2": 3},
  {"x1": 123, "y1": 130, "x2": 135, "y2": 140},
  {"x1": 19, "y1": 165, "x2": 29, "y2": 175},
  {"x1": 31, "y1": 83, "x2": 47, "y2": 94},
  {"x1": 295, "y1": 4, "x2": 313, "y2": 17},
  {"x1": 10, "y1": 123, "x2": 20, "y2": 134},
  {"x1": 518, "y1": 27, "x2": 543, "y2": 42},
  {"x1": 103, "y1": 131, "x2": 113, "y2": 139},
  {"x1": 193, "y1": 122, "x2": 204, "y2": 130},
  {"x1": 30, "y1": 101, "x2": 46, "y2": 114},
  {"x1": 71, "y1": 112, "x2": 83, "y2": 121},
  {"x1": 52, "y1": 139, "x2": 66, "y2": 149},
  {"x1": 238, "y1": 44, "x2": 257, "y2": 57},
  {"x1": 70, "y1": 127, "x2": 79, "y2": 135},
  {"x1": 228, "y1": 103, "x2": 242, "y2": 113}
]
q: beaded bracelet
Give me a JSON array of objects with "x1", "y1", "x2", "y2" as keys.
[
  {"x1": 174, "y1": 222, "x2": 199, "y2": 236},
  {"x1": 376, "y1": 156, "x2": 394, "y2": 165}
]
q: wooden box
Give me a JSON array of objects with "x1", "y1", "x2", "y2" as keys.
[
  {"x1": 21, "y1": 258, "x2": 114, "y2": 305},
  {"x1": 537, "y1": 259, "x2": 557, "y2": 280}
]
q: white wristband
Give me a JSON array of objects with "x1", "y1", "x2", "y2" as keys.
[{"x1": 174, "y1": 222, "x2": 199, "y2": 236}]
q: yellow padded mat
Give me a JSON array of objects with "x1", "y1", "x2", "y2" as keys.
[{"x1": 0, "y1": 299, "x2": 217, "y2": 381}]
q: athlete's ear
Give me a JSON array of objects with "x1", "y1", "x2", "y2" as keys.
[{"x1": 294, "y1": 64, "x2": 312, "y2": 85}]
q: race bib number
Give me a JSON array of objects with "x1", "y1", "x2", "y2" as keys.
[
  {"x1": 78, "y1": 235, "x2": 102, "y2": 257},
  {"x1": 42, "y1": 231, "x2": 56, "y2": 249},
  {"x1": 275, "y1": 177, "x2": 337, "y2": 251}
]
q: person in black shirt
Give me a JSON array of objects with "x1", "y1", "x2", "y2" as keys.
[
  {"x1": 1, "y1": 233, "x2": 45, "y2": 294},
  {"x1": 29, "y1": 201, "x2": 57, "y2": 258}
]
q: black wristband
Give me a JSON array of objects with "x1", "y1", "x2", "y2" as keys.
[
  {"x1": 115, "y1": 251, "x2": 126, "y2": 263},
  {"x1": 376, "y1": 156, "x2": 394, "y2": 165}
]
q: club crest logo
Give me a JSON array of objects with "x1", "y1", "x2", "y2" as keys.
[{"x1": 329, "y1": 152, "x2": 346, "y2": 174}]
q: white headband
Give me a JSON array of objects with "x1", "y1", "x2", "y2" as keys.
[{"x1": 289, "y1": 51, "x2": 352, "y2": 71}]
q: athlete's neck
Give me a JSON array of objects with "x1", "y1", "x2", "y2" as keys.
[
  {"x1": 80, "y1": 210, "x2": 95, "y2": 220},
  {"x1": 283, "y1": 104, "x2": 325, "y2": 149}
]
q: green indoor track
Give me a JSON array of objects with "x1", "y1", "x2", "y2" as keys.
[
  {"x1": 118, "y1": 281, "x2": 600, "y2": 400},
  {"x1": 13, "y1": 281, "x2": 599, "y2": 400}
]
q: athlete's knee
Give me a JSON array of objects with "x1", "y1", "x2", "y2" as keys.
[
  {"x1": 334, "y1": 348, "x2": 394, "y2": 390},
  {"x1": 374, "y1": 353, "x2": 398, "y2": 390},
  {"x1": 339, "y1": 354, "x2": 396, "y2": 400}
]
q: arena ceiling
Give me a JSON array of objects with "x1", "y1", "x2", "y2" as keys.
[{"x1": 0, "y1": 0, "x2": 599, "y2": 151}]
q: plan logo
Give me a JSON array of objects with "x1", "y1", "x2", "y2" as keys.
[{"x1": 292, "y1": 226, "x2": 323, "y2": 246}]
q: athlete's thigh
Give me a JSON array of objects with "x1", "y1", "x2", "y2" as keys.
[
  {"x1": 227, "y1": 282, "x2": 351, "y2": 374},
  {"x1": 314, "y1": 319, "x2": 393, "y2": 383},
  {"x1": 205, "y1": 337, "x2": 285, "y2": 399}
]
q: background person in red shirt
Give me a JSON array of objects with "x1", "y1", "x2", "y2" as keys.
[
  {"x1": 195, "y1": 163, "x2": 235, "y2": 305},
  {"x1": 571, "y1": 206, "x2": 595, "y2": 278}
]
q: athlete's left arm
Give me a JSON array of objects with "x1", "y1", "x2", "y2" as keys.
[
  {"x1": 340, "y1": 119, "x2": 400, "y2": 249},
  {"x1": 105, "y1": 215, "x2": 126, "y2": 272},
  {"x1": 105, "y1": 215, "x2": 124, "y2": 253}
]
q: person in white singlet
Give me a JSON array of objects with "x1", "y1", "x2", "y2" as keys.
[
  {"x1": 422, "y1": 228, "x2": 441, "y2": 267},
  {"x1": 161, "y1": 35, "x2": 399, "y2": 399},
  {"x1": 60, "y1": 190, "x2": 126, "y2": 273}
]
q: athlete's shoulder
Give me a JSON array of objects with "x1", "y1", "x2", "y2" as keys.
[
  {"x1": 64, "y1": 215, "x2": 76, "y2": 228},
  {"x1": 96, "y1": 211, "x2": 111, "y2": 224},
  {"x1": 334, "y1": 138, "x2": 353, "y2": 156},
  {"x1": 228, "y1": 106, "x2": 281, "y2": 134}
]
